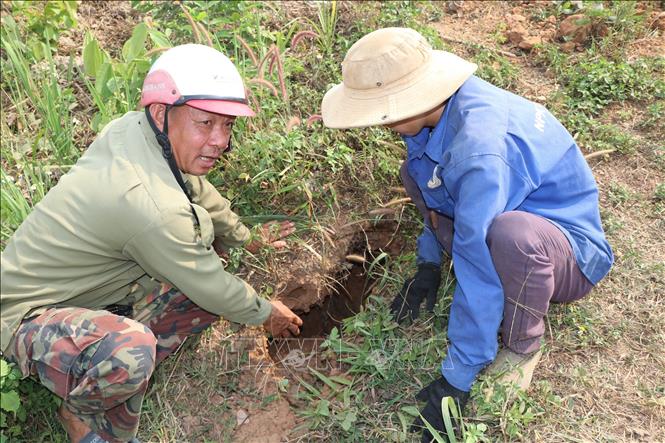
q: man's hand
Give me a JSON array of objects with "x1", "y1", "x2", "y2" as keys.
[
  {"x1": 412, "y1": 376, "x2": 470, "y2": 442},
  {"x1": 263, "y1": 300, "x2": 303, "y2": 338},
  {"x1": 390, "y1": 262, "x2": 441, "y2": 323},
  {"x1": 246, "y1": 220, "x2": 296, "y2": 254}
]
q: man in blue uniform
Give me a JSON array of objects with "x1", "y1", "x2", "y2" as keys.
[{"x1": 321, "y1": 28, "x2": 613, "y2": 441}]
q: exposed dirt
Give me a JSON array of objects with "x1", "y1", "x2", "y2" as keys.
[
  {"x1": 155, "y1": 220, "x2": 405, "y2": 442},
  {"x1": 267, "y1": 220, "x2": 403, "y2": 370},
  {"x1": 64, "y1": 1, "x2": 140, "y2": 59},
  {"x1": 431, "y1": 2, "x2": 560, "y2": 104}
]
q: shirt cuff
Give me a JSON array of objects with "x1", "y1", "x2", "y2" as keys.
[
  {"x1": 417, "y1": 225, "x2": 443, "y2": 266},
  {"x1": 242, "y1": 296, "x2": 273, "y2": 326},
  {"x1": 441, "y1": 350, "x2": 486, "y2": 392}
]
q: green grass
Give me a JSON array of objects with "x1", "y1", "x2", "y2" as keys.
[{"x1": 537, "y1": 41, "x2": 664, "y2": 153}]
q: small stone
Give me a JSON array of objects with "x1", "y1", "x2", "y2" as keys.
[
  {"x1": 236, "y1": 409, "x2": 249, "y2": 426},
  {"x1": 561, "y1": 41, "x2": 576, "y2": 52},
  {"x1": 518, "y1": 36, "x2": 542, "y2": 51},
  {"x1": 557, "y1": 14, "x2": 593, "y2": 44},
  {"x1": 558, "y1": 14, "x2": 584, "y2": 35},
  {"x1": 505, "y1": 23, "x2": 528, "y2": 45}
]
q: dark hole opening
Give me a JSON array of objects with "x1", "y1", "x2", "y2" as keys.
[{"x1": 267, "y1": 222, "x2": 402, "y2": 364}]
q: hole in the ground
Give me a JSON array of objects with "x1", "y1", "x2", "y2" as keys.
[
  {"x1": 295, "y1": 259, "x2": 374, "y2": 338},
  {"x1": 268, "y1": 222, "x2": 402, "y2": 365}
]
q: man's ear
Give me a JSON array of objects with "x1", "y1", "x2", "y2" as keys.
[{"x1": 148, "y1": 104, "x2": 166, "y2": 131}]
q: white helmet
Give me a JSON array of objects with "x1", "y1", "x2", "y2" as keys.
[{"x1": 140, "y1": 43, "x2": 254, "y2": 117}]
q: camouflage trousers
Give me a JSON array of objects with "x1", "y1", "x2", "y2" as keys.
[{"x1": 5, "y1": 283, "x2": 219, "y2": 443}]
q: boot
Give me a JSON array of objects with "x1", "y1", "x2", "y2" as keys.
[{"x1": 483, "y1": 348, "x2": 542, "y2": 399}]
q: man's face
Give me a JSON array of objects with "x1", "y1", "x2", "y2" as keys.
[
  {"x1": 156, "y1": 105, "x2": 235, "y2": 176},
  {"x1": 386, "y1": 114, "x2": 429, "y2": 137},
  {"x1": 385, "y1": 103, "x2": 446, "y2": 137}
]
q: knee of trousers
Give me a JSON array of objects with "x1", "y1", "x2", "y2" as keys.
[
  {"x1": 86, "y1": 319, "x2": 158, "y2": 391},
  {"x1": 487, "y1": 211, "x2": 539, "y2": 258},
  {"x1": 399, "y1": 161, "x2": 408, "y2": 180}
]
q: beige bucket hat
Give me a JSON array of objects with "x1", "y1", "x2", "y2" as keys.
[{"x1": 321, "y1": 27, "x2": 477, "y2": 129}]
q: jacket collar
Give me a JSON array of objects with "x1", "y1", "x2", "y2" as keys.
[
  {"x1": 404, "y1": 90, "x2": 458, "y2": 162},
  {"x1": 137, "y1": 111, "x2": 190, "y2": 185}
]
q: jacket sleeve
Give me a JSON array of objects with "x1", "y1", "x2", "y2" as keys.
[
  {"x1": 417, "y1": 224, "x2": 444, "y2": 265},
  {"x1": 122, "y1": 205, "x2": 271, "y2": 325},
  {"x1": 188, "y1": 176, "x2": 251, "y2": 248},
  {"x1": 440, "y1": 153, "x2": 532, "y2": 391}
]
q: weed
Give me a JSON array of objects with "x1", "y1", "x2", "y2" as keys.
[
  {"x1": 0, "y1": 165, "x2": 53, "y2": 247},
  {"x1": 308, "y1": 1, "x2": 339, "y2": 56},
  {"x1": 654, "y1": 183, "x2": 665, "y2": 202},
  {"x1": 1, "y1": 16, "x2": 79, "y2": 163},
  {"x1": 538, "y1": 43, "x2": 664, "y2": 153},
  {"x1": 607, "y1": 182, "x2": 635, "y2": 207},
  {"x1": 10, "y1": 0, "x2": 78, "y2": 60},
  {"x1": 0, "y1": 359, "x2": 63, "y2": 443},
  {"x1": 600, "y1": 210, "x2": 623, "y2": 236},
  {"x1": 472, "y1": 47, "x2": 519, "y2": 90},
  {"x1": 1, "y1": 359, "x2": 24, "y2": 442},
  {"x1": 471, "y1": 377, "x2": 543, "y2": 441},
  {"x1": 81, "y1": 22, "x2": 169, "y2": 131},
  {"x1": 639, "y1": 101, "x2": 665, "y2": 130},
  {"x1": 549, "y1": 303, "x2": 606, "y2": 348}
]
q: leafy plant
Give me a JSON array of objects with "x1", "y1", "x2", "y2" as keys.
[
  {"x1": 1, "y1": 359, "x2": 25, "y2": 443},
  {"x1": 10, "y1": 0, "x2": 78, "y2": 60},
  {"x1": 655, "y1": 183, "x2": 665, "y2": 202},
  {"x1": 81, "y1": 22, "x2": 171, "y2": 131},
  {"x1": 472, "y1": 47, "x2": 519, "y2": 90},
  {"x1": 1, "y1": 16, "x2": 79, "y2": 164},
  {"x1": 471, "y1": 378, "x2": 543, "y2": 441},
  {"x1": 0, "y1": 166, "x2": 52, "y2": 246}
]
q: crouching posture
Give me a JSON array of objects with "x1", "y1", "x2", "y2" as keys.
[
  {"x1": 321, "y1": 28, "x2": 613, "y2": 441},
  {"x1": 1, "y1": 44, "x2": 302, "y2": 443}
]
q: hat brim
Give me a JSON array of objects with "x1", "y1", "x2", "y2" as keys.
[
  {"x1": 321, "y1": 51, "x2": 477, "y2": 129},
  {"x1": 187, "y1": 99, "x2": 256, "y2": 117}
]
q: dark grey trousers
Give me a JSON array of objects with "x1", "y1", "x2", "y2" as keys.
[{"x1": 400, "y1": 163, "x2": 594, "y2": 354}]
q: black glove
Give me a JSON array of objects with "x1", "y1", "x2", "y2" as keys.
[
  {"x1": 412, "y1": 376, "x2": 470, "y2": 442},
  {"x1": 390, "y1": 262, "x2": 441, "y2": 323}
]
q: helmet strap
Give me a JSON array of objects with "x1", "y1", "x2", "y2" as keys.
[{"x1": 145, "y1": 106, "x2": 193, "y2": 202}]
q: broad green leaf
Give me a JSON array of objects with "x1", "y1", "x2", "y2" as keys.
[
  {"x1": 0, "y1": 391, "x2": 20, "y2": 413},
  {"x1": 315, "y1": 399, "x2": 330, "y2": 417},
  {"x1": 419, "y1": 410, "x2": 447, "y2": 443},
  {"x1": 16, "y1": 406, "x2": 26, "y2": 422},
  {"x1": 148, "y1": 28, "x2": 172, "y2": 49},
  {"x1": 83, "y1": 33, "x2": 107, "y2": 77},
  {"x1": 328, "y1": 375, "x2": 353, "y2": 386},
  {"x1": 309, "y1": 367, "x2": 340, "y2": 393},
  {"x1": 0, "y1": 360, "x2": 9, "y2": 377},
  {"x1": 95, "y1": 62, "x2": 113, "y2": 97},
  {"x1": 400, "y1": 405, "x2": 420, "y2": 417},
  {"x1": 396, "y1": 411, "x2": 409, "y2": 435},
  {"x1": 122, "y1": 23, "x2": 148, "y2": 62},
  {"x1": 340, "y1": 410, "x2": 356, "y2": 431}
]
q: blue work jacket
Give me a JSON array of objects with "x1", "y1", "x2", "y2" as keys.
[{"x1": 403, "y1": 76, "x2": 613, "y2": 391}]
